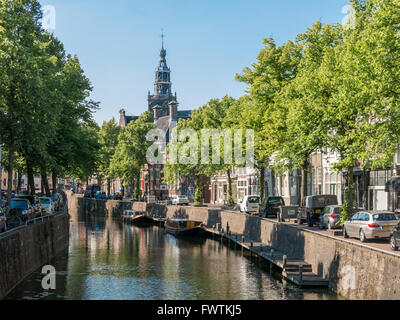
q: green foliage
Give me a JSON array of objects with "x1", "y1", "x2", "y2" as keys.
[{"x1": 110, "y1": 111, "x2": 153, "y2": 186}]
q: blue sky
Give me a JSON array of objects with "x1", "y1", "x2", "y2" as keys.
[{"x1": 39, "y1": 0, "x2": 350, "y2": 125}]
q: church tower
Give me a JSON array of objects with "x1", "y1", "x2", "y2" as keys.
[{"x1": 148, "y1": 32, "x2": 177, "y2": 118}]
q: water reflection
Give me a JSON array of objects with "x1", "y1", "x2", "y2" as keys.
[{"x1": 6, "y1": 214, "x2": 339, "y2": 300}]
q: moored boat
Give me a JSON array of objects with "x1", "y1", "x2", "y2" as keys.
[
  {"x1": 122, "y1": 210, "x2": 154, "y2": 225},
  {"x1": 165, "y1": 219, "x2": 205, "y2": 237}
]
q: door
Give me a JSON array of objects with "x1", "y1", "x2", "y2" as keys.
[
  {"x1": 346, "y1": 213, "x2": 359, "y2": 236},
  {"x1": 376, "y1": 190, "x2": 388, "y2": 211}
]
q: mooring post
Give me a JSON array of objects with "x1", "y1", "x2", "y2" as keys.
[
  {"x1": 271, "y1": 249, "x2": 275, "y2": 259},
  {"x1": 260, "y1": 244, "x2": 263, "y2": 253},
  {"x1": 299, "y1": 264, "x2": 303, "y2": 284},
  {"x1": 283, "y1": 255, "x2": 287, "y2": 270}
]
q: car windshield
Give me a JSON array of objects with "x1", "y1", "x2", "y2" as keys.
[
  {"x1": 248, "y1": 197, "x2": 259, "y2": 203},
  {"x1": 267, "y1": 198, "x2": 284, "y2": 206},
  {"x1": 40, "y1": 198, "x2": 51, "y2": 204},
  {"x1": 334, "y1": 207, "x2": 343, "y2": 214},
  {"x1": 11, "y1": 200, "x2": 28, "y2": 209},
  {"x1": 373, "y1": 213, "x2": 397, "y2": 221}
]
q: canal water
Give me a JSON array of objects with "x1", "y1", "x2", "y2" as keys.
[{"x1": 6, "y1": 214, "x2": 340, "y2": 300}]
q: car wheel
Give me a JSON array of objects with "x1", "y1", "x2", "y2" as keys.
[
  {"x1": 343, "y1": 227, "x2": 349, "y2": 239},
  {"x1": 360, "y1": 230, "x2": 367, "y2": 243},
  {"x1": 297, "y1": 216, "x2": 303, "y2": 225},
  {"x1": 307, "y1": 214, "x2": 313, "y2": 227},
  {"x1": 391, "y1": 236, "x2": 398, "y2": 251}
]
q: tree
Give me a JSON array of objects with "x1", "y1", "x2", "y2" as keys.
[
  {"x1": 97, "y1": 118, "x2": 121, "y2": 195},
  {"x1": 110, "y1": 111, "x2": 153, "y2": 199},
  {"x1": 275, "y1": 22, "x2": 343, "y2": 202},
  {"x1": 0, "y1": 0, "x2": 55, "y2": 207},
  {"x1": 236, "y1": 39, "x2": 302, "y2": 202}
]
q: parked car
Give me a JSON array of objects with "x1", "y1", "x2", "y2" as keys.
[
  {"x1": 297, "y1": 195, "x2": 338, "y2": 227},
  {"x1": 14, "y1": 195, "x2": 41, "y2": 218},
  {"x1": 110, "y1": 193, "x2": 123, "y2": 200},
  {"x1": 171, "y1": 195, "x2": 190, "y2": 206},
  {"x1": 262, "y1": 197, "x2": 285, "y2": 218},
  {"x1": 240, "y1": 195, "x2": 260, "y2": 214},
  {"x1": 390, "y1": 222, "x2": 400, "y2": 251},
  {"x1": 84, "y1": 184, "x2": 101, "y2": 198},
  {"x1": 343, "y1": 211, "x2": 399, "y2": 242},
  {"x1": 319, "y1": 205, "x2": 344, "y2": 230},
  {"x1": 0, "y1": 208, "x2": 6, "y2": 232},
  {"x1": 10, "y1": 198, "x2": 34, "y2": 221},
  {"x1": 94, "y1": 191, "x2": 107, "y2": 199},
  {"x1": 39, "y1": 197, "x2": 55, "y2": 215}
]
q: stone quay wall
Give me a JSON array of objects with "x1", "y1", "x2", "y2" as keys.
[
  {"x1": 75, "y1": 197, "x2": 400, "y2": 300},
  {"x1": 0, "y1": 213, "x2": 70, "y2": 299}
]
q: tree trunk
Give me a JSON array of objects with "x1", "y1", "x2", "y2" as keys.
[
  {"x1": 344, "y1": 166, "x2": 355, "y2": 219},
  {"x1": 227, "y1": 168, "x2": 234, "y2": 205},
  {"x1": 52, "y1": 171, "x2": 57, "y2": 194},
  {"x1": 137, "y1": 172, "x2": 141, "y2": 200},
  {"x1": 17, "y1": 170, "x2": 22, "y2": 194},
  {"x1": 259, "y1": 167, "x2": 266, "y2": 203},
  {"x1": 26, "y1": 160, "x2": 35, "y2": 196},
  {"x1": 194, "y1": 174, "x2": 203, "y2": 204},
  {"x1": 107, "y1": 178, "x2": 111, "y2": 196},
  {"x1": 301, "y1": 158, "x2": 309, "y2": 204},
  {"x1": 6, "y1": 140, "x2": 14, "y2": 215},
  {"x1": 41, "y1": 169, "x2": 51, "y2": 197}
]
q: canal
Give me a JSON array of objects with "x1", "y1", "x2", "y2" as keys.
[{"x1": 5, "y1": 214, "x2": 340, "y2": 300}]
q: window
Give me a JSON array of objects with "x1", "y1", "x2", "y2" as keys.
[{"x1": 369, "y1": 170, "x2": 393, "y2": 186}]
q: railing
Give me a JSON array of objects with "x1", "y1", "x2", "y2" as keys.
[{"x1": 0, "y1": 208, "x2": 67, "y2": 238}]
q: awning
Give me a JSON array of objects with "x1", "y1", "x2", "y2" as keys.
[{"x1": 385, "y1": 176, "x2": 400, "y2": 192}]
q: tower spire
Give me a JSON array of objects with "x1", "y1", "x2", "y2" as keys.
[{"x1": 161, "y1": 28, "x2": 165, "y2": 49}]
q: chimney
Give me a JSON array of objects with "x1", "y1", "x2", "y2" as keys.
[
  {"x1": 153, "y1": 105, "x2": 163, "y2": 121},
  {"x1": 169, "y1": 101, "x2": 178, "y2": 120},
  {"x1": 119, "y1": 109, "x2": 126, "y2": 127}
]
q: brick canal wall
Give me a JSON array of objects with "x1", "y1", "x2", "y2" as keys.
[
  {"x1": 75, "y1": 197, "x2": 400, "y2": 300},
  {"x1": 0, "y1": 214, "x2": 70, "y2": 299}
]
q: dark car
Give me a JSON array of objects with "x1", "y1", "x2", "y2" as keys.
[
  {"x1": 84, "y1": 185, "x2": 101, "y2": 198},
  {"x1": 262, "y1": 197, "x2": 285, "y2": 218},
  {"x1": 15, "y1": 195, "x2": 42, "y2": 217},
  {"x1": 110, "y1": 192, "x2": 122, "y2": 200},
  {"x1": 390, "y1": 221, "x2": 400, "y2": 251},
  {"x1": 10, "y1": 198, "x2": 34, "y2": 221},
  {"x1": 297, "y1": 195, "x2": 338, "y2": 227}
]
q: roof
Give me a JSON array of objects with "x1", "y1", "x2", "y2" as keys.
[
  {"x1": 178, "y1": 110, "x2": 191, "y2": 119},
  {"x1": 125, "y1": 116, "x2": 139, "y2": 125},
  {"x1": 154, "y1": 116, "x2": 171, "y2": 133}
]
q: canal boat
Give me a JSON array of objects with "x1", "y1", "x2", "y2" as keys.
[
  {"x1": 122, "y1": 210, "x2": 153, "y2": 226},
  {"x1": 165, "y1": 219, "x2": 205, "y2": 237}
]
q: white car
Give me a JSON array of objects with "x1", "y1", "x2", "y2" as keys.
[
  {"x1": 39, "y1": 197, "x2": 55, "y2": 215},
  {"x1": 240, "y1": 195, "x2": 260, "y2": 214},
  {"x1": 171, "y1": 195, "x2": 190, "y2": 206}
]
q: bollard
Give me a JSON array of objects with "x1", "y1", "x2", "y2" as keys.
[
  {"x1": 260, "y1": 244, "x2": 263, "y2": 252},
  {"x1": 299, "y1": 264, "x2": 303, "y2": 283},
  {"x1": 251, "y1": 240, "x2": 254, "y2": 247},
  {"x1": 283, "y1": 255, "x2": 287, "y2": 269},
  {"x1": 271, "y1": 249, "x2": 274, "y2": 259},
  {"x1": 269, "y1": 262, "x2": 273, "y2": 274},
  {"x1": 242, "y1": 235, "x2": 245, "y2": 243}
]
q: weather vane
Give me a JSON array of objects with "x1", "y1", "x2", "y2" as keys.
[{"x1": 161, "y1": 28, "x2": 165, "y2": 48}]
